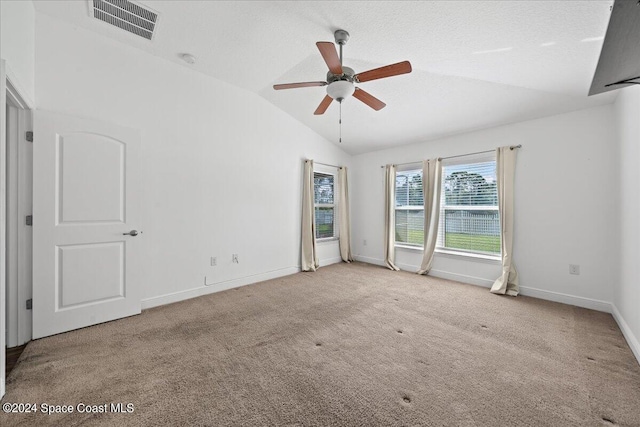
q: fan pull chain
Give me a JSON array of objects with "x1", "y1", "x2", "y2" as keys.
[{"x1": 339, "y1": 101, "x2": 342, "y2": 143}]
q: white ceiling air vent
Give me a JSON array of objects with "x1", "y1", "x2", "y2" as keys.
[{"x1": 89, "y1": 0, "x2": 159, "y2": 41}]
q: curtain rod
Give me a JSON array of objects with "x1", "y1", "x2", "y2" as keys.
[
  {"x1": 308, "y1": 160, "x2": 343, "y2": 169},
  {"x1": 379, "y1": 145, "x2": 522, "y2": 168}
]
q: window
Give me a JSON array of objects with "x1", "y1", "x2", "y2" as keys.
[
  {"x1": 395, "y1": 168, "x2": 424, "y2": 247},
  {"x1": 436, "y1": 157, "x2": 500, "y2": 256},
  {"x1": 314, "y1": 172, "x2": 337, "y2": 239},
  {"x1": 393, "y1": 155, "x2": 501, "y2": 258}
]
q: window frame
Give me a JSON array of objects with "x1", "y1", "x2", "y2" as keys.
[
  {"x1": 435, "y1": 153, "x2": 501, "y2": 260},
  {"x1": 313, "y1": 169, "x2": 339, "y2": 242},
  {"x1": 394, "y1": 164, "x2": 424, "y2": 249}
]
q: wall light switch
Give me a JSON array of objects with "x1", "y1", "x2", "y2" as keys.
[
  {"x1": 569, "y1": 264, "x2": 580, "y2": 275},
  {"x1": 210, "y1": 257, "x2": 217, "y2": 266}
]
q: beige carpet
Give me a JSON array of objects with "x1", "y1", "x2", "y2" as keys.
[{"x1": 1, "y1": 262, "x2": 639, "y2": 426}]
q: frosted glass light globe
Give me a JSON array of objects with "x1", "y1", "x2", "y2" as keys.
[{"x1": 327, "y1": 81, "x2": 355, "y2": 101}]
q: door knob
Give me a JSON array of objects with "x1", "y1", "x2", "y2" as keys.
[{"x1": 123, "y1": 230, "x2": 139, "y2": 236}]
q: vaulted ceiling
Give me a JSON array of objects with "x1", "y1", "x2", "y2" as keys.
[{"x1": 34, "y1": 1, "x2": 617, "y2": 154}]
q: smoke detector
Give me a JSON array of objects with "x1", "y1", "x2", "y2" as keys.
[
  {"x1": 180, "y1": 53, "x2": 197, "y2": 65},
  {"x1": 89, "y1": 0, "x2": 160, "y2": 41}
]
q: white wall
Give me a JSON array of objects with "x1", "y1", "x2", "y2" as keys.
[
  {"x1": 352, "y1": 105, "x2": 617, "y2": 310},
  {"x1": 24, "y1": 8, "x2": 635, "y2": 349},
  {"x1": 0, "y1": 0, "x2": 35, "y2": 102},
  {"x1": 614, "y1": 86, "x2": 640, "y2": 360},
  {"x1": 34, "y1": 13, "x2": 350, "y2": 306}
]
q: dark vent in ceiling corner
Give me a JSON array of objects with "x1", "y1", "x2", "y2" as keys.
[{"x1": 91, "y1": 0, "x2": 158, "y2": 40}]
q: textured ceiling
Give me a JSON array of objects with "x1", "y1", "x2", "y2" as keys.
[{"x1": 33, "y1": 1, "x2": 617, "y2": 154}]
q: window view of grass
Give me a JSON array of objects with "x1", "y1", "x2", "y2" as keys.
[
  {"x1": 315, "y1": 207, "x2": 334, "y2": 239},
  {"x1": 445, "y1": 233, "x2": 500, "y2": 254},
  {"x1": 396, "y1": 228, "x2": 501, "y2": 254},
  {"x1": 395, "y1": 209, "x2": 424, "y2": 246},
  {"x1": 441, "y1": 209, "x2": 500, "y2": 255},
  {"x1": 395, "y1": 208, "x2": 501, "y2": 254},
  {"x1": 317, "y1": 223, "x2": 334, "y2": 239},
  {"x1": 395, "y1": 228, "x2": 424, "y2": 246}
]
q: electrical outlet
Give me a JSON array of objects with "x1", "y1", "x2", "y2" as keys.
[
  {"x1": 232, "y1": 254, "x2": 239, "y2": 263},
  {"x1": 363, "y1": 239, "x2": 367, "y2": 246},
  {"x1": 210, "y1": 257, "x2": 217, "y2": 267},
  {"x1": 569, "y1": 264, "x2": 580, "y2": 275}
]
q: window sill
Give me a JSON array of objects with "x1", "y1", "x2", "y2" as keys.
[
  {"x1": 395, "y1": 244, "x2": 423, "y2": 252},
  {"x1": 317, "y1": 237, "x2": 339, "y2": 244},
  {"x1": 394, "y1": 244, "x2": 501, "y2": 263},
  {"x1": 435, "y1": 249, "x2": 501, "y2": 263}
]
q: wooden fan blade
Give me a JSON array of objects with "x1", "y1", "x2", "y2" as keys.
[
  {"x1": 353, "y1": 88, "x2": 386, "y2": 111},
  {"x1": 355, "y1": 61, "x2": 412, "y2": 83},
  {"x1": 273, "y1": 81, "x2": 327, "y2": 90},
  {"x1": 314, "y1": 95, "x2": 333, "y2": 115},
  {"x1": 316, "y1": 42, "x2": 343, "y2": 75}
]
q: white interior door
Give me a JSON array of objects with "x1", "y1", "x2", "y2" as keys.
[{"x1": 33, "y1": 110, "x2": 142, "y2": 339}]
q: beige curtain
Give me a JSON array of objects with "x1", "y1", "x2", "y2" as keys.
[
  {"x1": 417, "y1": 158, "x2": 442, "y2": 275},
  {"x1": 338, "y1": 167, "x2": 354, "y2": 262},
  {"x1": 301, "y1": 160, "x2": 319, "y2": 272},
  {"x1": 491, "y1": 146, "x2": 519, "y2": 295},
  {"x1": 384, "y1": 165, "x2": 400, "y2": 271}
]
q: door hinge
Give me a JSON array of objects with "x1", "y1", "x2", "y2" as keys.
[
  {"x1": 26, "y1": 131, "x2": 33, "y2": 142},
  {"x1": 26, "y1": 215, "x2": 33, "y2": 226},
  {"x1": 26, "y1": 299, "x2": 32, "y2": 310}
]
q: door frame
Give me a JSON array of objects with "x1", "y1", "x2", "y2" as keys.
[
  {"x1": 6, "y1": 72, "x2": 34, "y2": 348},
  {"x1": 1, "y1": 60, "x2": 35, "y2": 398}
]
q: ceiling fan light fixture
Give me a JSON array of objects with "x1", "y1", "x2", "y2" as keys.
[{"x1": 327, "y1": 80, "x2": 355, "y2": 101}]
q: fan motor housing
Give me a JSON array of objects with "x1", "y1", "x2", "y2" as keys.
[{"x1": 327, "y1": 66, "x2": 355, "y2": 84}]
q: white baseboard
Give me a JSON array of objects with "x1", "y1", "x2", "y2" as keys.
[
  {"x1": 356, "y1": 256, "x2": 496, "y2": 285},
  {"x1": 354, "y1": 256, "x2": 612, "y2": 313},
  {"x1": 142, "y1": 256, "x2": 343, "y2": 310},
  {"x1": 355, "y1": 256, "x2": 495, "y2": 287},
  {"x1": 397, "y1": 262, "x2": 419, "y2": 273},
  {"x1": 517, "y1": 286, "x2": 612, "y2": 313},
  {"x1": 429, "y1": 269, "x2": 494, "y2": 288},
  {"x1": 611, "y1": 304, "x2": 640, "y2": 366},
  {"x1": 141, "y1": 266, "x2": 300, "y2": 310},
  {"x1": 320, "y1": 256, "x2": 343, "y2": 267},
  {"x1": 429, "y1": 269, "x2": 612, "y2": 313},
  {"x1": 354, "y1": 255, "x2": 386, "y2": 267},
  {"x1": 355, "y1": 255, "x2": 422, "y2": 272}
]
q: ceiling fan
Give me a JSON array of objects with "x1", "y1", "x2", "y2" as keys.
[{"x1": 273, "y1": 30, "x2": 412, "y2": 115}]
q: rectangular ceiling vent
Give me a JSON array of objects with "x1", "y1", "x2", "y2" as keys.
[{"x1": 89, "y1": 0, "x2": 159, "y2": 41}]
